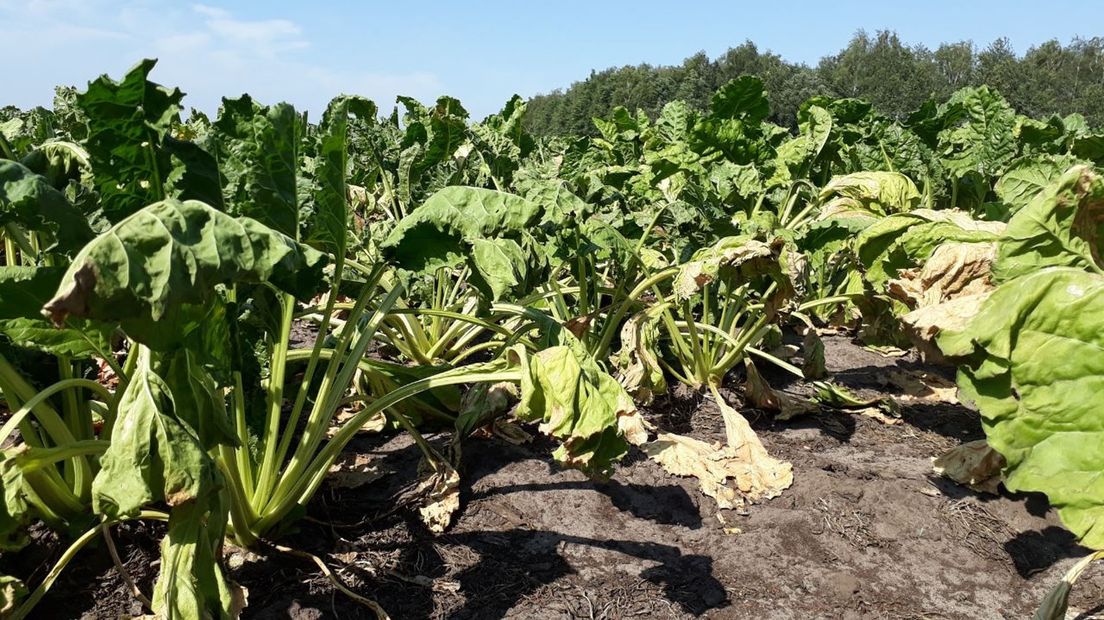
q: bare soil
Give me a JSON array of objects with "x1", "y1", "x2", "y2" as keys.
[{"x1": 13, "y1": 335, "x2": 1104, "y2": 619}]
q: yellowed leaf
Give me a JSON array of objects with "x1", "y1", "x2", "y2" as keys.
[
  {"x1": 327, "y1": 453, "x2": 386, "y2": 490},
  {"x1": 617, "y1": 409, "x2": 651, "y2": 447},
  {"x1": 932, "y1": 439, "x2": 1005, "y2": 495},
  {"x1": 886, "y1": 369, "x2": 959, "y2": 404},
  {"x1": 417, "y1": 460, "x2": 461, "y2": 533},
  {"x1": 328, "y1": 408, "x2": 386, "y2": 438},
  {"x1": 643, "y1": 393, "x2": 792, "y2": 510},
  {"x1": 849, "y1": 406, "x2": 902, "y2": 425}
]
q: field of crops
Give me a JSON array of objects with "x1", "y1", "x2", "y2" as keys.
[{"x1": 0, "y1": 59, "x2": 1102, "y2": 618}]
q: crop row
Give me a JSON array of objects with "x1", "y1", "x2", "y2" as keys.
[{"x1": 0, "y1": 60, "x2": 1100, "y2": 618}]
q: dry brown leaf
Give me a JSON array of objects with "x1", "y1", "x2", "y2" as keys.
[
  {"x1": 642, "y1": 433, "x2": 746, "y2": 510},
  {"x1": 900, "y1": 293, "x2": 989, "y2": 362},
  {"x1": 617, "y1": 409, "x2": 651, "y2": 447},
  {"x1": 886, "y1": 369, "x2": 959, "y2": 404},
  {"x1": 328, "y1": 409, "x2": 386, "y2": 438},
  {"x1": 642, "y1": 395, "x2": 793, "y2": 510},
  {"x1": 230, "y1": 581, "x2": 249, "y2": 619},
  {"x1": 887, "y1": 241, "x2": 998, "y2": 360},
  {"x1": 714, "y1": 395, "x2": 792, "y2": 500},
  {"x1": 932, "y1": 439, "x2": 1005, "y2": 494},
  {"x1": 417, "y1": 460, "x2": 461, "y2": 533},
  {"x1": 888, "y1": 242, "x2": 997, "y2": 307},
  {"x1": 849, "y1": 406, "x2": 902, "y2": 425},
  {"x1": 327, "y1": 453, "x2": 387, "y2": 489}
]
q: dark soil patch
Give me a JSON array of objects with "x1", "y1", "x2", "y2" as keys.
[{"x1": 11, "y1": 335, "x2": 1104, "y2": 619}]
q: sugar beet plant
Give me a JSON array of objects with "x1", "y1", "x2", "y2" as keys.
[{"x1": 2, "y1": 58, "x2": 1104, "y2": 618}]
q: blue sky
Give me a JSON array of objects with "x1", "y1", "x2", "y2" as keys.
[{"x1": 5, "y1": 0, "x2": 1104, "y2": 119}]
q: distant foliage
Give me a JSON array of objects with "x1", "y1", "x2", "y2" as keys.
[{"x1": 525, "y1": 32, "x2": 1104, "y2": 135}]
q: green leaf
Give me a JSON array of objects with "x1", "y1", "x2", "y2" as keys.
[
  {"x1": 19, "y1": 141, "x2": 90, "y2": 190},
  {"x1": 994, "y1": 155, "x2": 1080, "y2": 216},
  {"x1": 0, "y1": 448, "x2": 32, "y2": 551},
  {"x1": 469, "y1": 237, "x2": 531, "y2": 301},
  {"x1": 934, "y1": 86, "x2": 1018, "y2": 180},
  {"x1": 92, "y1": 354, "x2": 220, "y2": 517},
  {"x1": 301, "y1": 96, "x2": 376, "y2": 256},
  {"x1": 0, "y1": 160, "x2": 94, "y2": 254},
  {"x1": 381, "y1": 187, "x2": 544, "y2": 300},
  {"x1": 152, "y1": 500, "x2": 235, "y2": 619},
  {"x1": 710, "y1": 76, "x2": 770, "y2": 123},
  {"x1": 154, "y1": 350, "x2": 238, "y2": 450},
  {"x1": 939, "y1": 268, "x2": 1104, "y2": 549},
  {"x1": 78, "y1": 59, "x2": 207, "y2": 222},
  {"x1": 42, "y1": 199, "x2": 327, "y2": 331},
  {"x1": 211, "y1": 96, "x2": 302, "y2": 236},
  {"x1": 994, "y1": 165, "x2": 1104, "y2": 281},
  {"x1": 771, "y1": 105, "x2": 832, "y2": 184}
]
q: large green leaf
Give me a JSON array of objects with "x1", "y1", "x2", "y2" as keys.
[
  {"x1": 92, "y1": 355, "x2": 219, "y2": 517},
  {"x1": 301, "y1": 95, "x2": 377, "y2": 256},
  {"x1": 381, "y1": 186, "x2": 544, "y2": 300},
  {"x1": 994, "y1": 165, "x2": 1104, "y2": 282},
  {"x1": 152, "y1": 500, "x2": 235, "y2": 619},
  {"x1": 939, "y1": 268, "x2": 1104, "y2": 549},
  {"x1": 42, "y1": 199, "x2": 327, "y2": 330},
  {"x1": 78, "y1": 59, "x2": 217, "y2": 222},
  {"x1": 710, "y1": 76, "x2": 770, "y2": 123},
  {"x1": 994, "y1": 155, "x2": 1080, "y2": 216},
  {"x1": 211, "y1": 96, "x2": 302, "y2": 236},
  {"x1": 0, "y1": 160, "x2": 94, "y2": 254},
  {"x1": 934, "y1": 86, "x2": 1018, "y2": 180}
]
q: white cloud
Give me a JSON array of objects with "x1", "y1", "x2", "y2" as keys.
[
  {"x1": 4, "y1": 1, "x2": 444, "y2": 116},
  {"x1": 191, "y1": 3, "x2": 307, "y2": 57}
]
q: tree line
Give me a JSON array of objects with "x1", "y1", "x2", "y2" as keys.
[{"x1": 524, "y1": 31, "x2": 1104, "y2": 135}]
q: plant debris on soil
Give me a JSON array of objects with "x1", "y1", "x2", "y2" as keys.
[{"x1": 13, "y1": 336, "x2": 1104, "y2": 619}]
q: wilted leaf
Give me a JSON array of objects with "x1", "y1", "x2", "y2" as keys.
[
  {"x1": 328, "y1": 453, "x2": 387, "y2": 490},
  {"x1": 818, "y1": 171, "x2": 921, "y2": 217},
  {"x1": 673, "y1": 237, "x2": 775, "y2": 300},
  {"x1": 612, "y1": 306, "x2": 667, "y2": 404},
  {"x1": 417, "y1": 458, "x2": 461, "y2": 533},
  {"x1": 743, "y1": 360, "x2": 817, "y2": 421},
  {"x1": 43, "y1": 199, "x2": 327, "y2": 329},
  {"x1": 886, "y1": 370, "x2": 959, "y2": 404},
  {"x1": 932, "y1": 440, "x2": 1004, "y2": 494},
  {"x1": 887, "y1": 242, "x2": 997, "y2": 308},
  {"x1": 516, "y1": 343, "x2": 635, "y2": 475},
  {"x1": 898, "y1": 293, "x2": 990, "y2": 362},
  {"x1": 0, "y1": 575, "x2": 26, "y2": 614}
]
